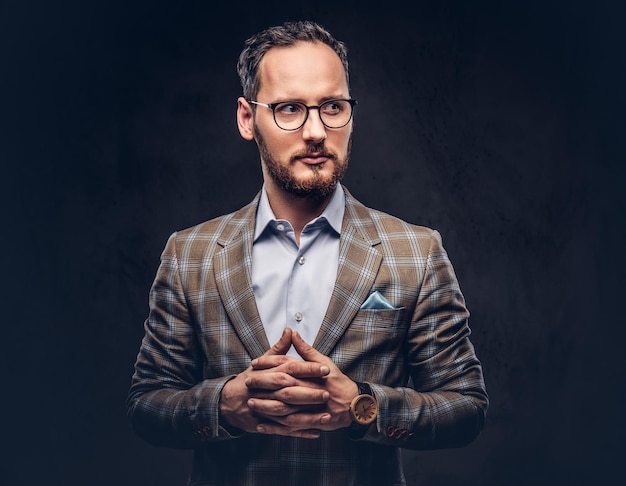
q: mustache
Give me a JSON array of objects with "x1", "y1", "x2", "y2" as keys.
[{"x1": 292, "y1": 143, "x2": 336, "y2": 160}]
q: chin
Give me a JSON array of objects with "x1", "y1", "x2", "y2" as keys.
[{"x1": 290, "y1": 176, "x2": 339, "y2": 199}]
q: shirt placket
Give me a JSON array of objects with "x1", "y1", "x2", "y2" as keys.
[{"x1": 285, "y1": 226, "x2": 318, "y2": 338}]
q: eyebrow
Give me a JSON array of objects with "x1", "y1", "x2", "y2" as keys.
[{"x1": 268, "y1": 95, "x2": 350, "y2": 104}]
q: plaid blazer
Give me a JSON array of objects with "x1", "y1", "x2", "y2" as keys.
[{"x1": 128, "y1": 187, "x2": 488, "y2": 486}]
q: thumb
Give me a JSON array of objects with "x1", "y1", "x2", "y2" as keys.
[
  {"x1": 265, "y1": 327, "x2": 293, "y2": 356},
  {"x1": 291, "y1": 330, "x2": 324, "y2": 362}
]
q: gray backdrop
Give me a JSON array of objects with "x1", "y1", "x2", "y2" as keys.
[{"x1": 3, "y1": 0, "x2": 624, "y2": 484}]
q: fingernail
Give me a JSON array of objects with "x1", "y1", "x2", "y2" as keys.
[
  {"x1": 320, "y1": 414, "x2": 331, "y2": 425},
  {"x1": 320, "y1": 365, "x2": 330, "y2": 375},
  {"x1": 257, "y1": 425, "x2": 265, "y2": 433}
]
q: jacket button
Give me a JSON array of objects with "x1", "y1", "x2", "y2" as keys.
[{"x1": 194, "y1": 426, "x2": 211, "y2": 439}]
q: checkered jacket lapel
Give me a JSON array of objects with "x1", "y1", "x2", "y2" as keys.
[
  {"x1": 213, "y1": 195, "x2": 271, "y2": 358},
  {"x1": 313, "y1": 189, "x2": 383, "y2": 355}
]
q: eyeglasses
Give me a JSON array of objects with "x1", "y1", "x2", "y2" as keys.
[{"x1": 248, "y1": 99, "x2": 357, "y2": 131}]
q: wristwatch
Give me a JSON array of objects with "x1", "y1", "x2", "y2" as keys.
[{"x1": 348, "y1": 382, "x2": 378, "y2": 426}]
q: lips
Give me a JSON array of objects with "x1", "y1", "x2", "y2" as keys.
[{"x1": 295, "y1": 153, "x2": 333, "y2": 165}]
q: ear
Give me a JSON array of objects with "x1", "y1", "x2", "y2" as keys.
[{"x1": 237, "y1": 97, "x2": 255, "y2": 141}]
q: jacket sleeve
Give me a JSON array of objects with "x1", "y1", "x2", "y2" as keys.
[
  {"x1": 126, "y1": 233, "x2": 240, "y2": 449},
  {"x1": 362, "y1": 230, "x2": 489, "y2": 450}
]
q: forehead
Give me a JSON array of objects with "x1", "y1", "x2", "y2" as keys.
[{"x1": 257, "y1": 41, "x2": 349, "y2": 100}]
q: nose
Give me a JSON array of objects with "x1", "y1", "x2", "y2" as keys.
[{"x1": 301, "y1": 108, "x2": 327, "y2": 143}]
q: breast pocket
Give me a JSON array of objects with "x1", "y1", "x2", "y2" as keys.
[{"x1": 334, "y1": 307, "x2": 407, "y2": 382}]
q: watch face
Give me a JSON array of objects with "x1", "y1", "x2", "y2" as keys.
[{"x1": 352, "y1": 395, "x2": 378, "y2": 424}]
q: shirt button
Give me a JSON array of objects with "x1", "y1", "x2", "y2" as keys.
[
  {"x1": 298, "y1": 256, "x2": 305, "y2": 265},
  {"x1": 294, "y1": 312, "x2": 303, "y2": 322},
  {"x1": 276, "y1": 223, "x2": 285, "y2": 231}
]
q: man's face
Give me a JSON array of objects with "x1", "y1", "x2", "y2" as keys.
[{"x1": 246, "y1": 41, "x2": 353, "y2": 200}]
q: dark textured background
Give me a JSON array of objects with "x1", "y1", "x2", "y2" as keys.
[{"x1": 2, "y1": 0, "x2": 625, "y2": 484}]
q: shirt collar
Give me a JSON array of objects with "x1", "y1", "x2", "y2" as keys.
[{"x1": 254, "y1": 184, "x2": 345, "y2": 241}]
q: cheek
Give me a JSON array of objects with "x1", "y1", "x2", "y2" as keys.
[
  {"x1": 258, "y1": 123, "x2": 293, "y2": 152},
  {"x1": 333, "y1": 131, "x2": 352, "y2": 154},
  {"x1": 274, "y1": 136, "x2": 293, "y2": 152}
]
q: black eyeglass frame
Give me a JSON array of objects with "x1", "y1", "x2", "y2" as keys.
[{"x1": 248, "y1": 98, "x2": 357, "y2": 131}]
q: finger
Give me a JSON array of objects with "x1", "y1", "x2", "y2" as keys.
[
  {"x1": 251, "y1": 354, "x2": 291, "y2": 370},
  {"x1": 291, "y1": 330, "x2": 327, "y2": 363},
  {"x1": 257, "y1": 424, "x2": 321, "y2": 439},
  {"x1": 247, "y1": 398, "x2": 296, "y2": 417},
  {"x1": 283, "y1": 360, "x2": 330, "y2": 378},
  {"x1": 250, "y1": 386, "x2": 330, "y2": 405},
  {"x1": 245, "y1": 371, "x2": 298, "y2": 390},
  {"x1": 252, "y1": 356, "x2": 329, "y2": 378},
  {"x1": 265, "y1": 327, "x2": 293, "y2": 356},
  {"x1": 256, "y1": 412, "x2": 331, "y2": 433}
]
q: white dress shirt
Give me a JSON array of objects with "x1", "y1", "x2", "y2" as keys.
[{"x1": 251, "y1": 185, "x2": 345, "y2": 357}]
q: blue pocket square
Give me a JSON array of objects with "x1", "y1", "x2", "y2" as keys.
[{"x1": 360, "y1": 291, "x2": 395, "y2": 310}]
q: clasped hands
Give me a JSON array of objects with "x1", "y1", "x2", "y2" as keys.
[{"x1": 219, "y1": 328, "x2": 358, "y2": 439}]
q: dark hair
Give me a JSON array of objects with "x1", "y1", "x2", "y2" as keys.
[{"x1": 237, "y1": 21, "x2": 350, "y2": 100}]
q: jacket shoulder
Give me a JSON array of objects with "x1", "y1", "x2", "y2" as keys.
[
  {"x1": 164, "y1": 195, "x2": 259, "y2": 260},
  {"x1": 344, "y1": 188, "x2": 438, "y2": 243}
]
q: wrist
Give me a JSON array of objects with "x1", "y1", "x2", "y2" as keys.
[
  {"x1": 218, "y1": 375, "x2": 248, "y2": 429},
  {"x1": 346, "y1": 382, "x2": 378, "y2": 439}
]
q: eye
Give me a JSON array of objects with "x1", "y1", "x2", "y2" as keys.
[
  {"x1": 320, "y1": 100, "x2": 345, "y2": 116},
  {"x1": 275, "y1": 102, "x2": 306, "y2": 115}
]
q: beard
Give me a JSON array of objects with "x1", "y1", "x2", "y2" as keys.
[{"x1": 256, "y1": 131, "x2": 351, "y2": 201}]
